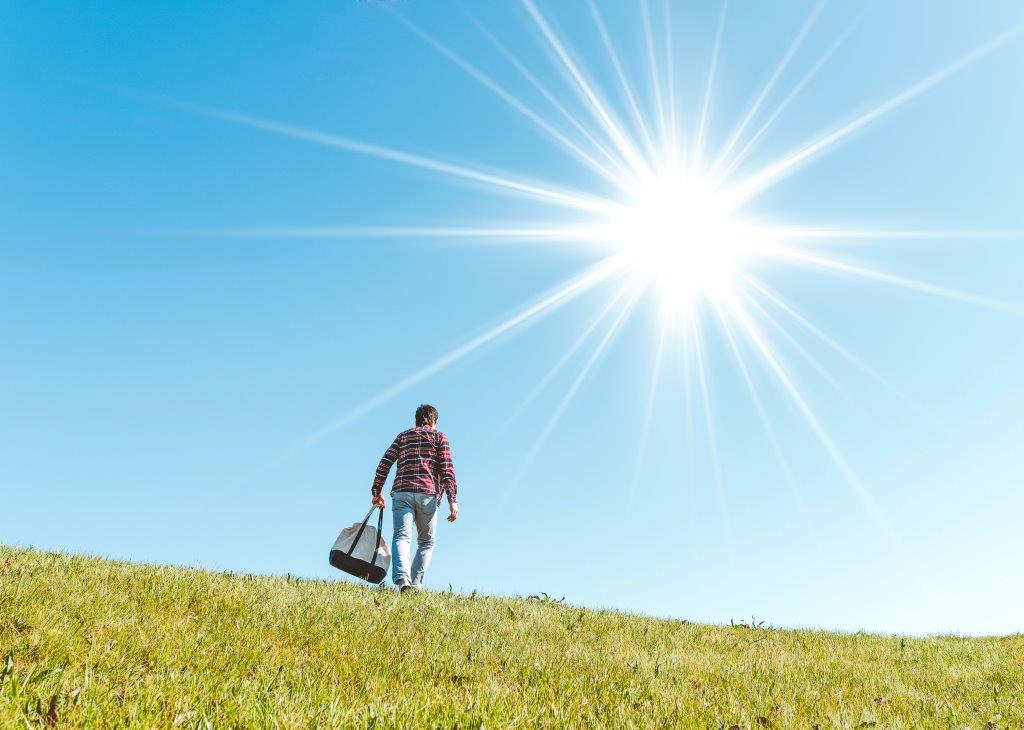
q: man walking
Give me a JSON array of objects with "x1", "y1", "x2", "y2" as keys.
[{"x1": 371, "y1": 404, "x2": 458, "y2": 593}]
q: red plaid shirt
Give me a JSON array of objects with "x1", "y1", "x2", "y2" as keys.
[{"x1": 372, "y1": 426, "x2": 458, "y2": 505}]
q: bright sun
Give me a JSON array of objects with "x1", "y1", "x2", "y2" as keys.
[{"x1": 605, "y1": 170, "x2": 753, "y2": 313}]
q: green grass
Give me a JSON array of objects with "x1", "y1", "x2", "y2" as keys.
[{"x1": 0, "y1": 546, "x2": 1020, "y2": 728}]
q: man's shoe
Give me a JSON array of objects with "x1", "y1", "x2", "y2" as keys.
[{"x1": 400, "y1": 584, "x2": 415, "y2": 594}]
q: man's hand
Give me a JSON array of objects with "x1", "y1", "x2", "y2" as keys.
[
  {"x1": 372, "y1": 494, "x2": 386, "y2": 510},
  {"x1": 447, "y1": 502, "x2": 458, "y2": 523}
]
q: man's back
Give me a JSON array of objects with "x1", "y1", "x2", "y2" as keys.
[{"x1": 372, "y1": 425, "x2": 458, "y2": 504}]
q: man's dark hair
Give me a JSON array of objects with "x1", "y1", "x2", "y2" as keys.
[{"x1": 415, "y1": 404, "x2": 439, "y2": 427}]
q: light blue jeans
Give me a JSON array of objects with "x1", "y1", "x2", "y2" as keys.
[{"x1": 391, "y1": 491, "x2": 440, "y2": 587}]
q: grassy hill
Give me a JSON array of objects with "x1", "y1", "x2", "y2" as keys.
[{"x1": 0, "y1": 547, "x2": 1020, "y2": 728}]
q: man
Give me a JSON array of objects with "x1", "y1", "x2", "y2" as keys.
[{"x1": 371, "y1": 404, "x2": 458, "y2": 593}]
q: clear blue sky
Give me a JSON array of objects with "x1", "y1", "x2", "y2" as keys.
[{"x1": 3, "y1": 0, "x2": 1023, "y2": 635}]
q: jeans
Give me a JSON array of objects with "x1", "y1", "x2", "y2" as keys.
[{"x1": 391, "y1": 491, "x2": 439, "y2": 587}]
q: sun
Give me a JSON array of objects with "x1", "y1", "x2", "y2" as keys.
[{"x1": 602, "y1": 169, "x2": 758, "y2": 314}]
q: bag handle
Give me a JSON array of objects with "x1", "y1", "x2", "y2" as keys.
[
  {"x1": 346, "y1": 505, "x2": 385, "y2": 570},
  {"x1": 368, "y1": 506, "x2": 384, "y2": 570}
]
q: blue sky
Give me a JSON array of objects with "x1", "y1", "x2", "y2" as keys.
[{"x1": 3, "y1": 0, "x2": 1024, "y2": 635}]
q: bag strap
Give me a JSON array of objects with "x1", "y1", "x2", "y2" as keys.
[
  {"x1": 346, "y1": 507, "x2": 376, "y2": 557},
  {"x1": 367, "y1": 507, "x2": 385, "y2": 570}
]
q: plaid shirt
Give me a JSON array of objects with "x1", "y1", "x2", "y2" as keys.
[{"x1": 372, "y1": 426, "x2": 458, "y2": 505}]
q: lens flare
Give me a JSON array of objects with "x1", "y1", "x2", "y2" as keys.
[{"x1": 192, "y1": 1, "x2": 1022, "y2": 548}]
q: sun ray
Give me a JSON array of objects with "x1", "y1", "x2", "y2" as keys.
[
  {"x1": 182, "y1": 224, "x2": 593, "y2": 243},
  {"x1": 662, "y1": 0, "x2": 679, "y2": 159},
  {"x1": 520, "y1": 0, "x2": 650, "y2": 177},
  {"x1": 718, "y1": 10, "x2": 866, "y2": 179},
  {"x1": 245, "y1": 257, "x2": 627, "y2": 477},
  {"x1": 681, "y1": 322, "x2": 698, "y2": 521},
  {"x1": 740, "y1": 274, "x2": 933, "y2": 417},
  {"x1": 713, "y1": 0, "x2": 827, "y2": 172},
  {"x1": 739, "y1": 284, "x2": 876, "y2": 421},
  {"x1": 754, "y1": 224, "x2": 1024, "y2": 243},
  {"x1": 723, "y1": 291, "x2": 896, "y2": 537},
  {"x1": 464, "y1": 11, "x2": 634, "y2": 181},
  {"x1": 711, "y1": 299, "x2": 809, "y2": 520},
  {"x1": 692, "y1": 0, "x2": 729, "y2": 172},
  {"x1": 159, "y1": 97, "x2": 619, "y2": 214},
  {"x1": 623, "y1": 303, "x2": 670, "y2": 517},
  {"x1": 389, "y1": 9, "x2": 630, "y2": 189},
  {"x1": 584, "y1": 0, "x2": 658, "y2": 160},
  {"x1": 724, "y1": 24, "x2": 1024, "y2": 204},
  {"x1": 690, "y1": 312, "x2": 730, "y2": 533},
  {"x1": 478, "y1": 280, "x2": 635, "y2": 456},
  {"x1": 506, "y1": 282, "x2": 644, "y2": 489},
  {"x1": 765, "y1": 247, "x2": 1024, "y2": 316},
  {"x1": 640, "y1": 0, "x2": 668, "y2": 151}
]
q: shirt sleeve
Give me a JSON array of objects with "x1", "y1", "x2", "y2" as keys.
[
  {"x1": 372, "y1": 436, "x2": 400, "y2": 496},
  {"x1": 437, "y1": 433, "x2": 458, "y2": 505}
]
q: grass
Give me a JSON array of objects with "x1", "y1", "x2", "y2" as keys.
[{"x1": 0, "y1": 546, "x2": 1020, "y2": 728}]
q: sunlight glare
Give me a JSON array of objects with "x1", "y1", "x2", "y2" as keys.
[{"x1": 608, "y1": 170, "x2": 750, "y2": 313}]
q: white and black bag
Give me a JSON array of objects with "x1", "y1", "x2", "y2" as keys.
[{"x1": 329, "y1": 506, "x2": 390, "y2": 583}]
